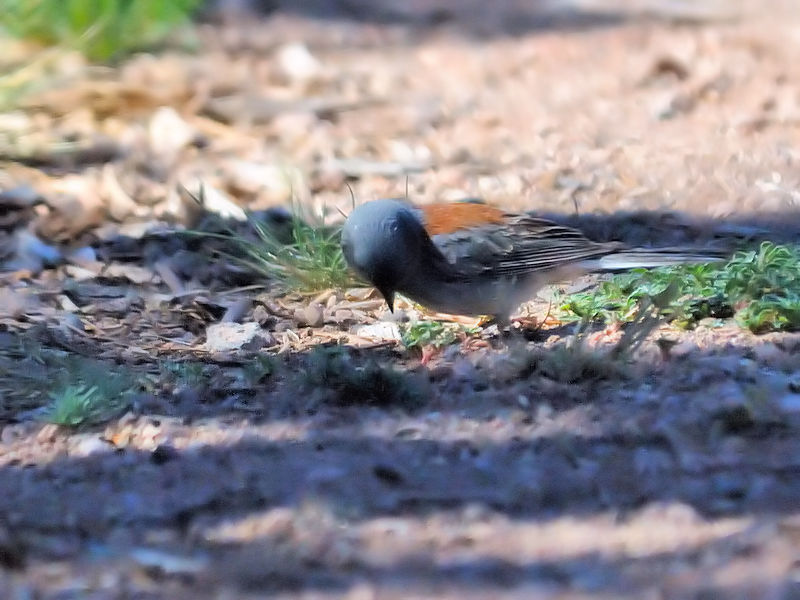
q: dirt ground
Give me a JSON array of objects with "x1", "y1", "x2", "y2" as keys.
[{"x1": 1, "y1": 0, "x2": 800, "y2": 598}]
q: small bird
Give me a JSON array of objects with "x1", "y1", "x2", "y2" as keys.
[{"x1": 341, "y1": 198, "x2": 725, "y2": 322}]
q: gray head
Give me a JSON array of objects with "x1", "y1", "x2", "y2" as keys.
[{"x1": 341, "y1": 199, "x2": 428, "y2": 310}]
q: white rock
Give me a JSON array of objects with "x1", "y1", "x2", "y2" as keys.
[
  {"x1": 354, "y1": 322, "x2": 402, "y2": 342},
  {"x1": 148, "y1": 106, "x2": 197, "y2": 160},
  {"x1": 274, "y1": 42, "x2": 322, "y2": 84},
  {"x1": 70, "y1": 434, "x2": 112, "y2": 457},
  {"x1": 205, "y1": 322, "x2": 263, "y2": 352}
]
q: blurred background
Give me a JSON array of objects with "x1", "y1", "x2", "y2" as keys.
[
  {"x1": 1, "y1": 0, "x2": 799, "y2": 257},
  {"x1": 1, "y1": 2, "x2": 800, "y2": 599}
]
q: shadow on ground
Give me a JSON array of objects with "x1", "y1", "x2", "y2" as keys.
[
  {"x1": 0, "y1": 326, "x2": 798, "y2": 596},
  {"x1": 219, "y1": 0, "x2": 630, "y2": 39},
  {"x1": 3, "y1": 208, "x2": 800, "y2": 596}
]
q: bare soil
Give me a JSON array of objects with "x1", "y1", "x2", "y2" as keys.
[{"x1": 0, "y1": 1, "x2": 800, "y2": 598}]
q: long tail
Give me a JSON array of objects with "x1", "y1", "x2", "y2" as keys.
[{"x1": 582, "y1": 247, "x2": 729, "y2": 272}]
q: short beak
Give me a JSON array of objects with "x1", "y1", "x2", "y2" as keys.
[{"x1": 378, "y1": 286, "x2": 395, "y2": 312}]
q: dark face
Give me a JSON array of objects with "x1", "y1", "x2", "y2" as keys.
[{"x1": 340, "y1": 200, "x2": 425, "y2": 311}]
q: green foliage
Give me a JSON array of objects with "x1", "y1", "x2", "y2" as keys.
[
  {"x1": 159, "y1": 360, "x2": 209, "y2": 388},
  {"x1": 298, "y1": 346, "x2": 426, "y2": 408},
  {"x1": 522, "y1": 341, "x2": 623, "y2": 384},
  {"x1": 193, "y1": 190, "x2": 358, "y2": 293},
  {"x1": 400, "y1": 321, "x2": 476, "y2": 351},
  {"x1": 239, "y1": 211, "x2": 355, "y2": 293},
  {"x1": 45, "y1": 358, "x2": 136, "y2": 426},
  {"x1": 498, "y1": 322, "x2": 631, "y2": 385},
  {"x1": 242, "y1": 355, "x2": 276, "y2": 385},
  {"x1": 0, "y1": 0, "x2": 201, "y2": 61},
  {"x1": 561, "y1": 242, "x2": 800, "y2": 333}
]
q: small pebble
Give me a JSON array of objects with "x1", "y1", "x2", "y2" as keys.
[
  {"x1": 303, "y1": 302, "x2": 325, "y2": 328},
  {"x1": 274, "y1": 42, "x2": 322, "y2": 84},
  {"x1": 70, "y1": 435, "x2": 111, "y2": 457},
  {"x1": 274, "y1": 320, "x2": 293, "y2": 333},
  {"x1": 252, "y1": 305, "x2": 274, "y2": 328},
  {"x1": 332, "y1": 309, "x2": 353, "y2": 323},
  {"x1": 36, "y1": 424, "x2": 59, "y2": 444},
  {"x1": 222, "y1": 298, "x2": 251, "y2": 323},
  {"x1": 0, "y1": 425, "x2": 20, "y2": 445}
]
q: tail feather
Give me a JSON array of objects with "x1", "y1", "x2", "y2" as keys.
[{"x1": 583, "y1": 247, "x2": 728, "y2": 272}]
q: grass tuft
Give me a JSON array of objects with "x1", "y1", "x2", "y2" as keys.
[
  {"x1": 45, "y1": 357, "x2": 136, "y2": 426},
  {"x1": 400, "y1": 321, "x2": 477, "y2": 352},
  {"x1": 188, "y1": 186, "x2": 357, "y2": 294},
  {"x1": 236, "y1": 209, "x2": 355, "y2": 293},
  {"x1": 297, "y1": 346, "x2": 426, "y2": 408},
  {"x1": 526, "y1": 342, "x2": 621, "y2": 384},
  {"x1": 242, "y1": 355, "x2": 276, "y2": 385},
  {"x1": 0, "y1": 0, "x2": 201, "y2": 61},
  {"x1": 158, "y1": 360, "x2": 209, "y2": 389},
  {"x1": 561, "y1": 242, "x2": 800, "y2": 333}
]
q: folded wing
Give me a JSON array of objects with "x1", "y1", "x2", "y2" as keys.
[{"x1": 431, "y1": 214, "x2": 625, "y2": 279}]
